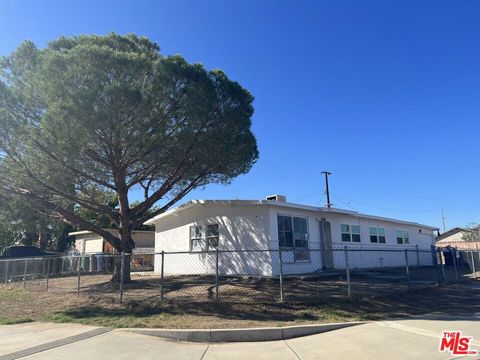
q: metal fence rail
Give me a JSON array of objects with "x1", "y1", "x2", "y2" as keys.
[{"x1": 0, "y1": 247, "x2": 478, "y2": 304}]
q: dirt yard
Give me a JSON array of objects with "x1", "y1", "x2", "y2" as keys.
[
  {"x1": 18, "y1": 265, "x2": 466, "y2": 304},
  {"x1": 0, "y1": 270, "x2": 478, "y2": 329}
]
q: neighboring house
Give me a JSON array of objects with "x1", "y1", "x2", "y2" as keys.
[
  {"x1": 68, "y1": 229, "x2": 155, "y2": 271},
  {"x1": 435, "y1": 227, "x2": 480, "y2": 251},
  {"x1": 144, "y1": 195, "x2": 437, "y2": 276}
]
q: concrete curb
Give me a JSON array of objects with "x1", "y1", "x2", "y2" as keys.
[{"x1": 123, "y1": 321, "x2": 364, "y2": 343}]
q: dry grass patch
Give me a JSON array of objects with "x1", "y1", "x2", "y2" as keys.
[{"x1": 0, "y1": 280, "x2": 478, "y2": 329}]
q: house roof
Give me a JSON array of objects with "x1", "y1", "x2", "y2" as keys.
[
  {"x1": 144, "y1": 199, "x2": 437, "y2": 230},
  {"x1": 68, "y1": 229, "x2": 154, "y2": 237},
  {"x1": 435, "y1": 227, "x2": 466, "y2": 242}
]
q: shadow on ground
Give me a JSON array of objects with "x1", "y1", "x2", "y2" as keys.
[{"x1": 51, "y1": 281, "x2": 480, "y2": 327}]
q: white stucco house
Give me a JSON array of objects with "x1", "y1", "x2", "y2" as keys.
[{"x1": 144, "y1": 195, "x2": 437, "y2": 276}]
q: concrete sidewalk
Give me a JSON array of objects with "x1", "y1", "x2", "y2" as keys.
[{"x1": 0, "y1": 317, "x2": 479, "y2": 360}]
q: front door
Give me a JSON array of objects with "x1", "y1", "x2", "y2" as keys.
[{"x1": 319, "y1": 220, "x2": 334, "y2": 269}]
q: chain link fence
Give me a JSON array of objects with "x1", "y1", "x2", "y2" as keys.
[{"x1": 0, "y1": 247, "x2": 478, "y2": 304}]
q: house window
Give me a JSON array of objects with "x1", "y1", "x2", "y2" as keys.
[
  {"x1": 369, "y1": 227, "x2": 386, "y2": 243},
  {"x1": 190, "y1": 224, "x2": 220, "y2": 251},
  {"x1": 341, "y1": 224, "x2": 361, "y2": 242},
  {"x1": 277, "y1": 215, "x2": 309, "y2": 261},
  {"x1": 206, "y1": 224, "x2": 219, "y2": 250},
  {"x1": 278, "y1": 215, "x2": 293, "y2": 248},
  {"x1": 395, "y1": 230, "x2": 409, "y2": 244},
  {"x1": 190, "y1": 225, "x2": 204, "y2": 251}
]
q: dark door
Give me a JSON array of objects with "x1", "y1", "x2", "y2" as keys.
[{"x1": 319, "y1": 220, "x2": 334, "y2": 269}]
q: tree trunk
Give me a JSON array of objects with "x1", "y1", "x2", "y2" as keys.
[
  {"x1": 111, "y1": 252, "x2": 132, "y2": 283},
  {"x1": 110, "y1": 227, "x2": 134, "y2": 283},
  {"x1": 110, "y1": 167, "x2": 135, "y2": 283},
  {"x1": 38, "y1": 227, "x2": 47, "y2": 249}
]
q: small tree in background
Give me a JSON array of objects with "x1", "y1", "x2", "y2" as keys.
[
  {"x1": 0, "y1": 33, "x2": 258, "y2": 280},
  {"x1": 0, "y1": 189, "x2": 74, "y2": 252},
  {"x1": 462, "y1": 224, "x2": 480, "y2": 242}
]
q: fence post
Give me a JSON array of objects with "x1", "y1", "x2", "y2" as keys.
[
  {"x1": 160, "y1": 251, "x2": 165, "y2": 301},
  {"x1": 76, "y1": 256, "x2": 81, "y2": 294},
  {"x1": 404, "y1": 249, "x2": 411, "y2": 285},
  {"x1": 343, "y1": 246, "x2": 351, "y2": 298},
  {"x1": 452, "y1": 248, "x2": 459, "y2": 282},
  {"x1": 432, "y1": 248, "x2": 442, "y2": 284},
  {"x1": 215, "y1": 248, "x2": 219, "y2": 300},
  {"x1": 4, "y1": 260, "x2": 8, "y2": 284},
  {"x1": 45, "y1": 258, "x2": 50, "y2": 292},
  {"x1": 470, "y1": 251, "x2": 477, "y2": 279},
  {"x1": 23, "y1": 259, "x2": 28, "y2": 289},
  {"x1": 279, "y1": 248, "x2": 284, "y2": 302},
  {"x1": 415, "y1": 245, "x2": 420, "y2": 266},
  {"x1": 119, "y1": 252, "x2": 125, "y2": 303},
  {"x1": 440, "y1": 251, "x2": 447, "y2": 283}
]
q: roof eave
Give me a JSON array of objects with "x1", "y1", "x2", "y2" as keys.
[{"x1": 143, "y1": 199, "x2": 437, "y2": 230}]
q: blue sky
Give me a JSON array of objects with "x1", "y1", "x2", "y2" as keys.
[{"x1": 1, "y1": 0, "x2": 479, "y2": 230}]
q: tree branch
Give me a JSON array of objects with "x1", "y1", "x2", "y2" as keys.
[
  {"x1": 132, "y1": 175, "x2": 205, "y2": 228},
  {"x1": 12, "y1": 189, "x2": 122, "y2": 250},
  {"x1": 2, "y1": 150, "x2": 119, "y2": 220}
]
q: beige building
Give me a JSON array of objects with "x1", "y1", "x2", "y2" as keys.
[
  {"x1": 69, "y1": 229, "x2": 155, "y2": 271},
  {"x1": 435, "y1": 227, "x2": 480, "y2": 251}
]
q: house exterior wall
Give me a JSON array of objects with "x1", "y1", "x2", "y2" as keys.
[
  {"x1": 437, "y1": 231, "x2": 465, "y2": 245},
  {"x1": 152, "y1": 202, "x2": 436, "y2": 276},
  {"x1": 268, "y1": 205, "x2": 323, "y2": 275},
  {"x1": 84, "y1": 238, "x2": 104, "y2": 253},
  {"x1": 322, "y1": 212, "x2": 434, "y2": 268},
  {"x1": 436, "y1": 230, "x2": 480, "y2": 250},
  {"x1": 74, "y1": 233, "x2": 101, "y2": 254},
  {"x1": 154, "y1": 204, "x2": 272, "y2": 275},
  {"x1": 267, "y1": 206, "x2": 434, "y2": 274},
  {"x1": 131, "y1": 231, "x2": 155, "y2": 248},
  {"x1": 72, "y1": 231, "x2": 154, "y2": 254},
  {"x1": 75, "y1": 239, "x2": 85, "y2": 253}
]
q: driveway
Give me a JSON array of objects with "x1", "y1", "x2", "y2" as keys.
[{"x1": 0, "y1": 316, "x2": 479, "y2": 360}]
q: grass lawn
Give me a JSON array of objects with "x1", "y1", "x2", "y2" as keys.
[{"x1": 0, "y1": 281, "x2": 478, "y2": 329}]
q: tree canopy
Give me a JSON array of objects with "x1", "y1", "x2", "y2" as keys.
[
  {"x1": 0, "y1": 33, "x2": 258, "y2": 257},
  {"x1": 462, "y1": 224, "x2": 480, "y2": 242},
  {"x1": 0, "y1": 190, "x2": 74, "y2": 252}
]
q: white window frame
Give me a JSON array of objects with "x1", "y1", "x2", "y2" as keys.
[
  {"x1": 206, "y1": 224, "x2": 220, "y2": 251},
  {"x1": 277, "y1": 214, "x2": 294, "y2": 249},
  {"x1": 369, "y1": 227, "x2": 386, "y2": 244},
  {"x1": 277, "y1": 214, "x2": 310, "y2": 262},
  {"x1": 395, "y1": 229, "x2": 409, "y2": 245},
  {"x1": 189, "y1": 225, "x2": 204, "y2": 251},
  {"x1": 341, "y1": 224, "x2": 361, "y2": 242},
  {"x1": 190, "y1": 224, "x2": 220, "y2": 252}
]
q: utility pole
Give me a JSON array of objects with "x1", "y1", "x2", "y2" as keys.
[
  {"x1": 441, "y1": 209, "x2": 446, "y2": 233},
  {"x1": 321, "y1": 171, "x2": 332, "y2": 208}
]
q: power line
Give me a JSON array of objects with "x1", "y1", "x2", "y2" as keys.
[
  {"x1": 315, "y1": 192, "x2": 326, "y2": 206},
  {"x1": 441, "y1": 209, "x2": 447, "y2": 232},
  {"x1": 293, "y1": 190, "x2": 326, "y2": 203},
  {"x1": 331, "y1": 194, "x2": 358, "y2": 211},
  {"x1": 331, "y1": 193, "x2": 440, "y2": 214}
]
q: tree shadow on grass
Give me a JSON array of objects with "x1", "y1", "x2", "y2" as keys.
[{"x1": 54, "y1": 283, "x2": 480, "y2": 326}]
